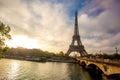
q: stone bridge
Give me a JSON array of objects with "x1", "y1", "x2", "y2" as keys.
[{"x1": 77, "y1": 58, "x2": 120, "y2": 76}]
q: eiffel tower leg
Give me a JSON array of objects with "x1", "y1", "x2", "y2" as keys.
[
  {"x1": 65, "y1": 49, "x2": 71, "y2": 56},
  {"x1": 82, "y1": 49, "x2": 88, "y2": 56},
  {"x1": 79, "y1": 51, "x2": 83, "y2": 57},
  {"x1": 84, "y1": 51, "x2": 87, "y2": 55}
]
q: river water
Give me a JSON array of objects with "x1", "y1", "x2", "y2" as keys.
[{"x1": 0, "y1": 59, "x2": 92, "y2": 80}]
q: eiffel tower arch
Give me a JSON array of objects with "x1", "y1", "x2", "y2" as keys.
[{"x1": 65, "y1": 11, "x2": 88, "y2": 56}]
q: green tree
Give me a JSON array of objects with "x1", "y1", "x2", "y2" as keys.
[
  {"x1": 0, "y1": 21, "x2": 11, "y2": 57},
  {"x1": 57, "y1": 51, "x2": 64, "y2": 57}
]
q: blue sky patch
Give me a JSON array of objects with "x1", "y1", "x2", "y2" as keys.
[{"x1": 88, "y1": 8, "x2": 105, "y2": 17}]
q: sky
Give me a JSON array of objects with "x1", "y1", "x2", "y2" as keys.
[{"x1": 0, "y1": 0, "x2": 120, "y2": 54}]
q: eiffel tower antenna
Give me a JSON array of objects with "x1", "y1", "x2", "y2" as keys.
[{"x1": 65, "y1": 11, "x2": 88, "y2": 56}]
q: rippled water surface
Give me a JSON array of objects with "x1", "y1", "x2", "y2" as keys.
[{"x1": 0, "y1": 59, "x2": 92, "y2": 80}]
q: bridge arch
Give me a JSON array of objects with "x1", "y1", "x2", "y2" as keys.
[
  {"x1": 77, "y1": 58, "x2": 120, "y2": 79},
  {"x1": 80, "y1": 61, "x2": 86, "y2": 69},
  {"x1": 87, "y1": 64, "x2": 103, "y2": 80}
]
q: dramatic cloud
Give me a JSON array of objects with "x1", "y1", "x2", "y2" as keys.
[
  {"x1": 78, "y1": 0, "x2": 120, "y2": 53},
  {"x1": 0, "y1": 0, "x2": 120, "y2": 54},
  {"x1": 0, "y1": 0, "x2": 73, "y2": 52}
]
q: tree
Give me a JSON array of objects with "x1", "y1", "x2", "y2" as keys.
[
  {"x1": 0, "y1": 21, "x2": 11, "y2": 57},
  {"x1": 57, "y1": 51, "x2": 64, "y2": 57}
]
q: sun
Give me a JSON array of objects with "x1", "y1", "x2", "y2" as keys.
[{"x1": 6, "y1": 35, "x2": 40, "y2": 49}]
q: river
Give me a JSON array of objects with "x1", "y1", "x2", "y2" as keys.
[{"x1": 0, "y1": 59, "x2": 92, "y2": 80}]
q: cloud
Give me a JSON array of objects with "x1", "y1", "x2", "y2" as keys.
[
  {"x1": 0, "y1": 0, "x2": 120, "y2": 54},
  {"x1": 0, "y1": 0, "x2": 73, "y2": 52},
  {"x1": 78, "y1": 0, "x2": 120, "y2": 54}
]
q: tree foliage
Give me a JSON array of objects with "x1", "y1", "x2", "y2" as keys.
[
  {"x1": 3, "y1": 47, "x2": 56, "y2": 59},
  {"x1": 57, "y1": 51, "x2": 64, "y2": 57},
  {"x1": 0, "y1": 21, "x2": 11, "y2": 57},
  {"x1": 87, "y1": 53, "x2": 120, "y2": 60}
]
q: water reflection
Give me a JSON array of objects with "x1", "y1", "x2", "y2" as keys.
[
  {"x1": 0, "y1": 59, "x2": 92, "y2": 80},
  {"x1": 67, "y1": 64, "x2": 92, "y2": 80},
  {"x1": 8, "y1": 61, "x2": 19, "y2": 79}
]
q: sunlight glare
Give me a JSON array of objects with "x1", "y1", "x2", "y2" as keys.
[
  {"x1": 8, "y1": 61, "x2": 19, "y2": 79},
  {"x1": 6, "y1": 35, "x2": 40, "y2": 49}
]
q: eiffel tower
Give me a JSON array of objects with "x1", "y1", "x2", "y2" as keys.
[{"x1": 65, "y1": 11, "x2": 88, "y2": 56}]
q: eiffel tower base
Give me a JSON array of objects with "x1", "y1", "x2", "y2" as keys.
[{"x1": 65, "y1": 45, "x2": 88, "y2": 57}]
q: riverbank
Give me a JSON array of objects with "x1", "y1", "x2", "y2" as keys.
[
  {"x1": 46, "y1": 56, "x2": 78, "y2": 63},
  {"x1": 3, "y1": 56, "x2": 78, "y2": 63}
]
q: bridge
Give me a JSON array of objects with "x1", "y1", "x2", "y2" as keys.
[{"x1": 77, "y1": 57, "x2": 120, "y2": 76}]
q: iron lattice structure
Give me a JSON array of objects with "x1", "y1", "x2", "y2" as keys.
[{"x1": 66, "y1": 11, "x2": 88, "y2": 56}]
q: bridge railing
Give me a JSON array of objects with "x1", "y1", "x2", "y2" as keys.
[{"x1": 77, "y1": 57, "x2": 120, "y2": 67}]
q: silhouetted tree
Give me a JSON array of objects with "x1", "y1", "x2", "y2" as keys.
[{"x1": 0, "y1": 21, "x2": 11, "y2": 58}]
